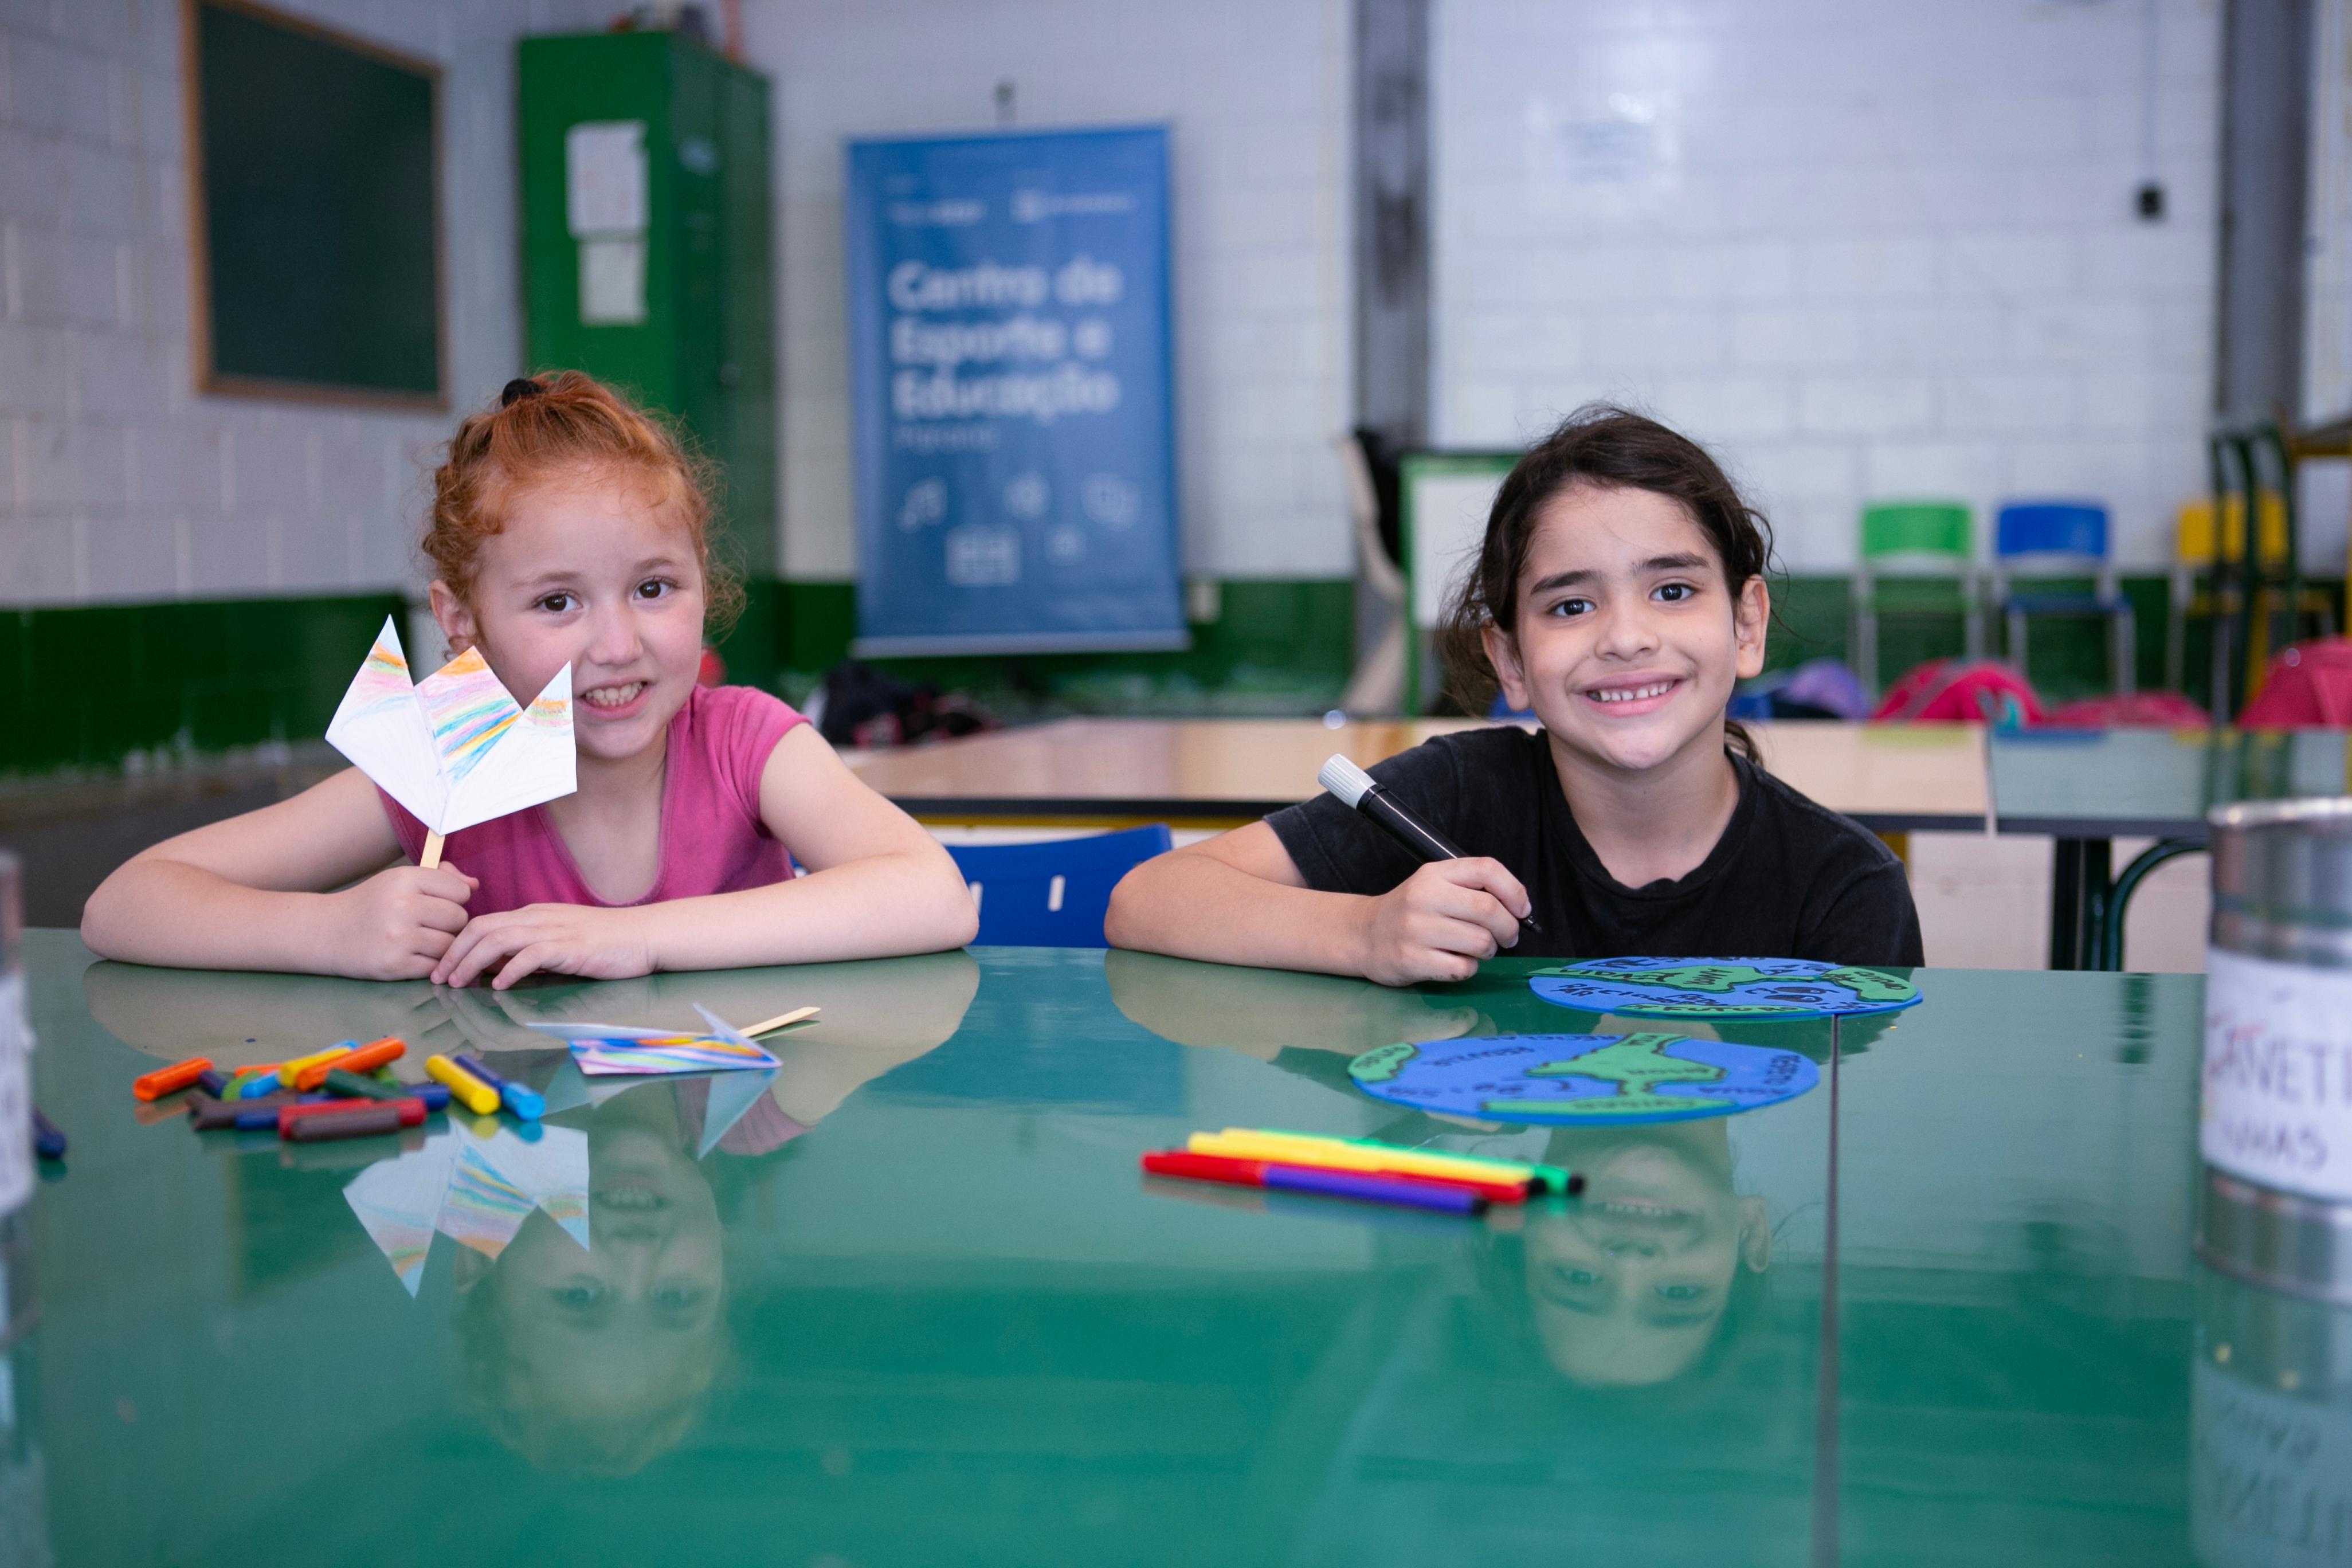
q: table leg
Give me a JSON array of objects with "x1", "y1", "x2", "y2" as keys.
[{"x1": 2048, "y1": 837, "x2": 2114, "y2": 971}]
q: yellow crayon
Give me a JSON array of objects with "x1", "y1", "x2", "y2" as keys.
[
  {"x1": 425, "y1": 1055, "x2": 500, "y2": 1116},
  {"x1": 1190, "y1": 1130, "x2": 1544, "y2": 1190},
  {"x1": 279, "y1": 1042, "x2": 354, "y2": 1081}
]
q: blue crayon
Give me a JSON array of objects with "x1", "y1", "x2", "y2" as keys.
[
  {"x1": 238, "y1": 1072, "x2": 283, "y2": 1099},
  {"x1": 452, "y1": 1054, "x2": 543, "y2": 1121},
  {"x1": 32, "y1": 1108, "x2": 65, "y2": 1160},
  {"x1": 232, "y1": 1103, "x2": 289, "y2": 1131},
  {"x1": 196, "y1": 1070, "x2": 228, "y2": 1097}
]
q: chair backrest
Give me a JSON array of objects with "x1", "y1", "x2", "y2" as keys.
[
  {"x1": 1860, "y1": 500, "x2": 1971, "y2": 562},
  {"x1": 944, "y1": 824, "x2": 1175, "y2": 947},
  {"x1": 1996, "y1": 501, "x2": 2108, "y2": 562},
  {"x1": 2174, "y1": 492, "x2": 2288, "y2": 567}
]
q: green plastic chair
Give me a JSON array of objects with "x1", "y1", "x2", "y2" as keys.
[{"x1": 1852, "y1": 501, "x2": 1981, "y2": 696}]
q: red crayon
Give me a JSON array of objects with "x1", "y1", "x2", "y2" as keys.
[
  {"x1": 277, "y1": 1097, "x2": 425, "y2": 1136},
  {"x1": 1140, "y1": 1149, "x2": 1530, "y2": 1204},
  {"x1": 134, "y1": 1056, "x2": 213, "y2": 1101}
]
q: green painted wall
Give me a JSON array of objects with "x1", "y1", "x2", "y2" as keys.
[{"x1": 1, "y1": 594, "x2": 403, "y2": 775}]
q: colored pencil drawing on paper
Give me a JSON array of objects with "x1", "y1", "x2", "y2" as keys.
[
  {"x1": 525, "y1": 1004, "x2": 783, "y2": 1077},
  {"x1": 324, "y1": 616, "x2": 576, "y2": 838}
]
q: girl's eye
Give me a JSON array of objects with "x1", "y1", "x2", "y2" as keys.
[
  {"x1": 552, "y1": 1282, "x2": 607, "y2": 1308},
  {"x1": 634, "y1": 578, "x2": 672, "y2": 601},
  {"x1": 1655, "y1": 582, "x2": 1695, "y2": 603},
  {"x1": 536, "y1": 592, "x2": 578, "y2": 614},
  {"x1": 1547, "y1": 597, "x2": 1593, "y2": 618},
  {"x1": 1657, "y1": 1283, "x2": 1706, "y2": 1302}
]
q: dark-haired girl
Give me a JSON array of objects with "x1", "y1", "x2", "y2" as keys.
[{"x1": 1106, "y1": 406, "x2": 1924, "y2": 985}]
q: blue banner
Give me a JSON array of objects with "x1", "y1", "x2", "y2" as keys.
[{"x1": 845, "y1": 127, "x2": 1185, "y2": 654}]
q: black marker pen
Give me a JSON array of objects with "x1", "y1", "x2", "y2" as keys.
[{"x1": 1318, "y1": 754, "x2": 1544, "y2": 939}]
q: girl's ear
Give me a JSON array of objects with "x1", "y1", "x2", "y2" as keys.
[
  {"x1": 428, "y1": 579, "x2": 479, "y2": 658},
  {"x1": 1480, "y1": 623, "x2": 1531, "y2": 712},
  {"x1": 1732, "y1": 575, "x2": 1769, "y2": 681}
]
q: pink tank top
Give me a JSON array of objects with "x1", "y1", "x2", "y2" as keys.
[{"x1": 379, "y1": 684, "x2": 809, "y2": 916}]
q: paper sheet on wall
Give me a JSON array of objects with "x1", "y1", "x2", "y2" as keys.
[
  {"x1": 324, "y1": 617, "x2": 575, "y2": 840},
  {"x1": 565, "y1": 120, "x2": 648, "y2": 237}
]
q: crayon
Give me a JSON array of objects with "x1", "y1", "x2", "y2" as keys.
[
  {"x1": 307, "y1": 1077, "x2": 448, "y2": 1114},
  {"x1": 232, "y1": 1099, "x2": 303, "y2": 1132},
  {"x1": 278, "y1": 1097, "x2": 424, "y2": 1136},
  {"x1": 425, "y1": 1055, "x2": 500, "y2": 1116},
  {"x1": 133, "y1": 1056, "x2": 213, "y2": 1101},
  {"x1": 279, "y1": 1123, "x2": 426, "y2": 1170},
  {"x1": 237, "y1": 1072, "x2": 284, "y2": 1100},
  {"x1": 31, "y1": 1108, "x2": 65, "y2": 1160},
  {"x1": 284, "y1": 1105, "x2": 403, "y2": 1143},
  {"x1": 197, "y1": 1070, "x2": 228, "y2": 1097},
  {"x1": 451, "y1": 1053, "x2": 543, "y2": 1121},
  {"x1": 189, "y1": 1092, "x2": 297, "y2": 1130},
  {"x1": 335, "y1": 1038, "x2": 406, "y2": 1078},
  {"x1": 1206, "y1": 1129, "x2": 1582, "y2": 1196},
  {"x1": 1142, "y1": 1150, "x2": 1487, "y2": 1216},
  {"x1": 278, "y1": 1042, "x2": 355, "y2": 1087},
  {"x1": 322, "y1": 1069, "x2": 408, "y2": 1103}
]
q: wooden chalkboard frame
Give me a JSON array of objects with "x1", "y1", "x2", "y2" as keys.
[{"x1": 182, "y1": 0, "x2": 448, "y2": 411}]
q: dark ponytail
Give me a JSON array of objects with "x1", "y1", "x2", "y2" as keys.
[{"x1": 1433, "y1": 405, "x2": 1775, "y2": 762}]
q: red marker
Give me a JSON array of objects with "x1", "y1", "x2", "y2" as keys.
[
  {"x1": 277, "y1": 1097, "x2": 425, "y2": 1136},
  {"x1": 134, "y1": 1056, "x2": 213, "y2": 1101}
]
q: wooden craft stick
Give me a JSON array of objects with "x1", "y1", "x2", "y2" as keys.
[
  {"x1": 740, "y1": 1006, "x2": 820, "y2": 1037},
  {"x1": 420, "y1": 832, "x2": 445, "y2": 871}
]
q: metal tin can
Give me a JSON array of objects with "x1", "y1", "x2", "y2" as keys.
[{"x1": 2200, "y1": 798, "x2": 2352, "y2": 1303}]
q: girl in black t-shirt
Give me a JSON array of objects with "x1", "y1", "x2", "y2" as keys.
[{"x1": 1106, "y1": 406, "x2": 1923, "y2": 983}]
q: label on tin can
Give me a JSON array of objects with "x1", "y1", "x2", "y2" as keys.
[{"x1": 2204, "y1": 948, "x2": 2352, "y2": 1201}]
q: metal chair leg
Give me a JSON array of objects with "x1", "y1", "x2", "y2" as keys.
[{"x1": 2098, "y1": 838, "x2": 2206, "y2": 970}]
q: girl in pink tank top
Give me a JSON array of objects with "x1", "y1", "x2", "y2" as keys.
[{"x1": 84, "y1": 373, "x2": 978, "y2": 985}]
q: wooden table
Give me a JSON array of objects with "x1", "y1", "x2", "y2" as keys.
[{"x1": 849, "y1": 716, "x2": 1990, "y2": 832}]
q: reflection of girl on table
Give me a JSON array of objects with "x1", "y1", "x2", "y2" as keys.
[
  {"x1": 1107, "y1": 407, "x2": 1923, "y2": 983},
  {"x1": 83, "y1": 373, "x2": 974, "y2": 987}
]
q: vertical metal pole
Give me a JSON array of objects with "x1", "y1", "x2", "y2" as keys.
[
  {"x1": 2214, "y1": 0, "x2": 2314, "y2": 424},
  {"x1": 1353, "y1": 0, "x2": 1430, "y2": 449}
]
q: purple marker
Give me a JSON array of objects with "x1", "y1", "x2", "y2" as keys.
[{"x1": 1261, "y1": 1163, "x2": 1488, "y2": 1216}]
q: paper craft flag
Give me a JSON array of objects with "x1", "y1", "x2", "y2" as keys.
[
  {"x1": 325, "y1": 616, "x2": 576, "y2": 838},
  {"x1": 525, "y1": 1004, "x2": 782, "y2": 1076}
]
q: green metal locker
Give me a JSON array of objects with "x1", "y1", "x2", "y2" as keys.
[{"x1": 518, "y1": 31, "x2": 779, "y2": 683}]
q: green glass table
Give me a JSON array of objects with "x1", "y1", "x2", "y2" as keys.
[
  {"x1": 1989, "y1": 728, "x2": 2352, "y2": 969},
  {"x1": 5, "y1": 933, "x2": 2316, "y2": 1566}
]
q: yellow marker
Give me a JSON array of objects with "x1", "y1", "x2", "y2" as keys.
[
  {"x1": 425, "y1": 1055, "x2": 500, "y2": 1116},
  {"x1": 1191, "y1": 1130, "x2": 1542, "y2": 1190},
  {"x1": 279, "y1": 1043, "x2": 353, "y2": 1081}
]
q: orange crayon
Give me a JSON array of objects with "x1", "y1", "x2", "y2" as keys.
[
  {"x1": 133, "y1": 1057, "x2": 213, "y2": 1101},
  {"x1": 334, "y1": 1038, "x2": 406, "y2": 1079}
]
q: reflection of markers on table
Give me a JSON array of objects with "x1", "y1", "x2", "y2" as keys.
[
  {"x1": 1142, "y1": 1150, "x2": 1489, "y2": 1216},
  {"x1": 1318, "y1": 755, "x2": 1543, "y2": 939}
]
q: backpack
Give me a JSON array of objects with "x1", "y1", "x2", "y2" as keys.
[
  {"x1": 1869, "y1": 658, "x2": 2045, "y2": 726},
  {"x1": 2240, "y1": 637, "x2": 2352, "y2": 728}
]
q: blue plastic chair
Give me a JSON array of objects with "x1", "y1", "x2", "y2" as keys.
[
  {"x1": 1990, "y1": 500, "x2": 2135, "y2": 694},
  {"x1": 944, "y1": 824, "x2": 1174, "y2": 947}
]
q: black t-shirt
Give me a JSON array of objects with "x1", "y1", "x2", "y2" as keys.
[{"x1": 1265, "y1": 727, "x2": 1924, "y2": 966}]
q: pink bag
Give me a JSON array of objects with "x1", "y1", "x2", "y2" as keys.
[
  {"x1": 1870, "y1": 658, "x2": 2046, "y2": 725},
  {"x1": 2240, "y1": 638, "x2": 2352, "y2": 728},
  {"x1": 2044, "y1": 691, "x2": 2208, "y2": 728}
]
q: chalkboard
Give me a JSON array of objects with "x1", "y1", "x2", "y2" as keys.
[{"x1": 186, "y1": 0, "x2": 442, "y2": 406}]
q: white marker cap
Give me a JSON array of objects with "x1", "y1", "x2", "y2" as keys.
[{"x1": 1318, "y1": 753, "x2": 1375, "y2": 808}]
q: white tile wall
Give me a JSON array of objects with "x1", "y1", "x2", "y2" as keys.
[
  {"x1": 742, "y1": 0, "x2": 1355, "y2": 582},
  {"x1": 0, "y1": 0, "x2": 605, "y2": 607},
  {"x1": 1432, "y1": 0, "x2": 2224, "y2": 571}
]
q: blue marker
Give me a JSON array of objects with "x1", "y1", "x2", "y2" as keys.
[
  {"x1": 32, "y1": 1108, "x2": 66, "y2": 1160},
  {"x1": 238, "y1": 1072, "x2": 283, "y2": 1100},
  {"x1": 452, "y1": 1053, "x2": 543, "y2": 1120}
]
